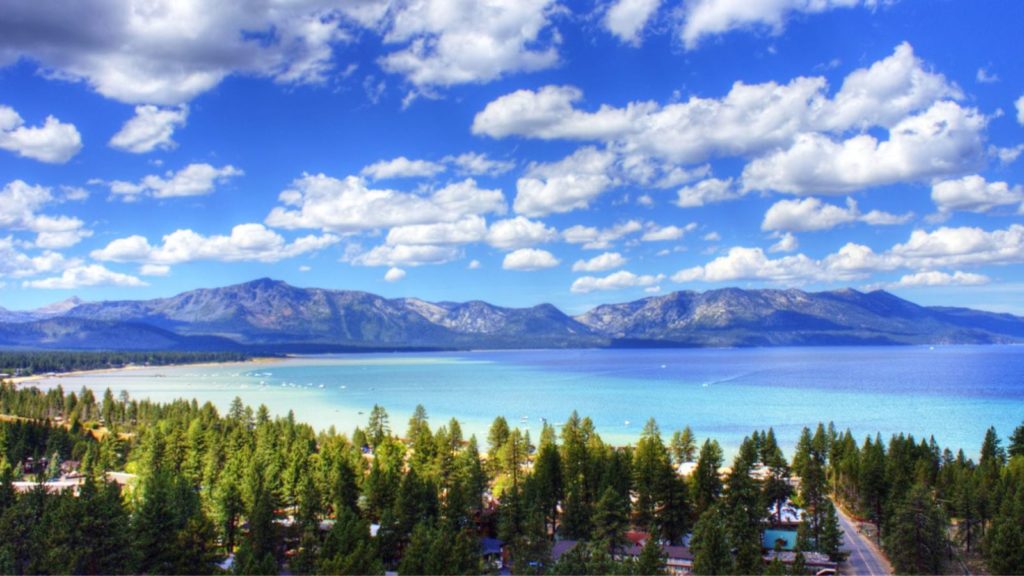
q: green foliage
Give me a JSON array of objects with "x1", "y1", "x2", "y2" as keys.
[
  {"x1": 884, "y1": 484, "x2": 946, "y2": 575},
  {"x1": 691, "y1": 506, "x2": 733, "y2": 575}
]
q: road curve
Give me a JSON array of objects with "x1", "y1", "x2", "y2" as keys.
[{"x1": 833, "y1": 500, "x2": 893, "y2": 575}]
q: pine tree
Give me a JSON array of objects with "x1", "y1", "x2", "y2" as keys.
[
  {"x1": 818, "y1": 500, "x2": 843, "y2": 561},
  {"x1": 593, "y1": 485, "x2": 630, "y2": 552},
  {"x1": 692, "y1": 439, "x2": 724, "y2": 519},
  {"x1": 635, "y1": 536, "x2": 667, "y2": 575},
  {"x1": 884, "y1": 484, "x2": 946, "y2": 575},
  {"x1": 691, "y1": 506, "x2": 733, "y2": 575}
]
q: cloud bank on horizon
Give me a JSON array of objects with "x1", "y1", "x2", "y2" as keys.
[{"x1": 0, "y1": 0, "x2": 1022, "y2": 314}]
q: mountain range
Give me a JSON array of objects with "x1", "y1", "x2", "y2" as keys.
[{"x1": 1, "y1": 278, "x2": 1022, "y2": 351}]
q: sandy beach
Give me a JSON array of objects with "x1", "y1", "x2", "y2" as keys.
[{"x1": 9, "y1": 356, "x2": 283, "y2": 386}]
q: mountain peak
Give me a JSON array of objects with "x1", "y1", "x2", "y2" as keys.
[{"x1": 34, "y1": 296, "x2": 84, "y2": 316}]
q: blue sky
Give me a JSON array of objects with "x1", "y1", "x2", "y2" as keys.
[{"x1": 1, "y1": 0, "x2": 1023, "y2": 315}]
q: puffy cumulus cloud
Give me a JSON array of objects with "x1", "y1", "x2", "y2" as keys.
[
  {"x1": 769, "y1": 232, "x2": 799, "y2": 253},
  {"x1": 888, "y1": 225, "x2": 1024, "y2": 269},
  {"x1": 743, "y1": 101, "x2": 987, "y2": 195},
  {"x1": 562, "y1": 220, "x2": 643, "y2": 250},
  {"x1": 444, "y1": 152, "x2": 515, "y2": 177},
  {"x1": 679, "y1": 0, "x2": 883, "y2": 51},
  {"x1": 24, "y1": 264, "x2": 146, "y2": 289},
  {"x1": 514, "y1": 147, "x2": 617, "y2": 216},
  {"x1": 380, "y1": 0, "x2": 560, "y2": 88},
  {"x1": 486, "y1": 216, "x2": 558, "y2": 250},
  {"x1": 266, "y1": 175, "x2": 506, "y2": 233},
  {"x1": 109, "y1": 104, "x2": 188, "y2": 153},
  {"x1": 140, "y1": 264, "x2": 170, "y2": 276},
  {"x1": 502, "y1": 248, "x2": 559, "y2": 271},
  {"x1": 475, "y1": 44, "x2": 961, "y2": 175},
  {"x1": 0, "y1": 104, "x2": 82, "y2": 163},
  {"x1": 571, "y1": 270, "x2": 664, "y2": 293},
  {"x1": 0, "y1": 236, "x2": 72, "y2": 279},
  {"x1": 473, "y1": 85, "x2": 652, "y2": 141},
  {"x1": 820, "y1": 42, "x2": 962, "y2": 131},
  {"x1": 931, "y1": 175, "x2": 1024, "y2": 215},
  {"x1": 572, "y1": 252, "x2": 628, "y2": 273},
  {"x1": 91, "y1": 223, "x2": 338, "y2": 265},
  {"x1": 361, "y1": 156, "x2": 446, "y2": 180},
  {"x1": 386, "y1": 216, "x2": 487, "y2": 246},
  {"x1": 384, "y1": 267, "x2": 406, "y2": 282},
  {"x1": 349, "y1": 243, "x2": 460, "y2": 267},
  {"x1": 641, "y1": 222, "x2": 697, "y2": 242},
  {"x1": 990, "y1": 144, "x2": 1024, "y2": 166},
  {"x1": 674, "y1": 223, "x2": 1024, "y2": 286},
  {"x1": 1016, "y1": 95, "x2": 1024, "y2": 125},
  {"x1": 890, "y1": 270, "x2": 989, "y2": 288},
  {"x1": 762, "y1": 197, "x2": 911, "y2": 232},
  {"x1": 605, "y1": 0, "x2": 662, "y2": 46},
  {"x1": 675, "y1": 178, "x2": 745, "y2": 207},
  {"x1": 467, "y1": 259, "x2": 481, "y2": 269},
  {"x1": 104, "y1": 163, "x2": 243, "y2": 201},
  {"x1": 0, "y1": 180, "x2": 91, "y2": 248},
  {"x1": 673, "y1": 246, "x2": 823, "y2": 284},
  {"x1": 0, "y1": 0, "x2": 390, "y2": 105}
]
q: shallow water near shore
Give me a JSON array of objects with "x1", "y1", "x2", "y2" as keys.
[{"x1": 30, "y1": 345, "x2": 1024, "y2": 458}]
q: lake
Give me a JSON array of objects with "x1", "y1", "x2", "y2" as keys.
[{"x1": 30, "y1": 345, "x2": 1024, "y2": 459}]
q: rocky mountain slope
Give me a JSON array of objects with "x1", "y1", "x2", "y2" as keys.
[{"x1": 1, "y1": 279, "x2": 1021, "y2": 350}]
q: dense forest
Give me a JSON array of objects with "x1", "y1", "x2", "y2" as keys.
[
  {"x1": 1, "y1": 379, "x2": 1022, "y2": 575},
  {"x1": 0, "y1": 351, "x2": 252, "y2": 376}
]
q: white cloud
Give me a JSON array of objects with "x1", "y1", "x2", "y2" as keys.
[
  {"x1": 675, "y1": 178, "x2": 745, "y2": 207},
  {"x1": 380, "y1": 0, "x2": 560, "y2": 89},
  {"x1": 990, "y1": 144, "x2": 1024, "y2": 165},
  {"x1": 703, "y1": 232, "x2": 721, "y2": 242},
  {"x1": 605, "y1": 0, "x2": 661, "y2": 46},
  {"x1": 769, "y1": 232, "x2": 799, "y2": 253},
  {"x1": 762, "y1": 197, "x2": 911, "y2": 232},
  {"x1": 486, "y1": 216, "x2": 558, "y2": 250},
  {"x1": 361, "y1": 156, "x2": 446, "y2": 180},
  {"x1": 562, "y1": 220, "x2": 643, "y2": 250},
  {"x1": 976, "y1": 67, "x2": 999, "y2": 84},
  {"x1": 384, "y1": 267, "x2": 406, "y2": 282},
  {"x1": 266, "y1": 175, "x2": 506, "y2": 233},
  {"x1": 679, "y1": 0, "x2": 882, "y2": 51},
  {"x1": 1016, "y1": 95, "x2": 1024, "y2": 126},
  {"x1": 0, "y1": 104, "x2": 82, "y2": 163},
  {"x1": 0, "y1": 1, "x2": 391, "y2": 105},
  {"x1": 571, "y1": 270, "x2": 664, "y2": 293},
  {"x1": 24, "y1": 264, "x2": 146, "y2": 289},
  {"x1": 641, "y1": 222, "x2": 697, "y2": 242},
  {"x1": 350, "y1": 243, "x2": 460, "y2": 267},
  {"x1": 0, "y1": 236, "x2": 72, "y2": 279},
  {"x1": 105, "y1": 163, "x2": 243, "y2": 201},
  {"x1": 931, "y1": 175, "x2": 1024, "y2": 215},
  {"x1": 475, "y1": 44, "x2": 962, "y2": 181},
  {"x1": 890, "y1": 270, "x2": 989, "y2": 288},
  {"x1": 743, "y1": 101, "x2": 987, "y2": 194},
  {"x1": 467, "y1": 259, "x2": 481, "y2": 269},
  {"x1": 572, "y1": 252, "x2": 628, "y2": 272},
  {"x1": 0, "y1": 180, "x2": 91, "y2": 248},
  {"x1": 109, "y1": 104, "x2": 188, "y2": 153},
  {"x1": 91, "y1": 223, "x2": 338, "y2": 265},
  {"x1": 674, "y1": 223, "x2": 1024, "y2": 286},
  {"x1": 444, "y1": 152, "x2": 515, "y2": 176},
  {"x1": 140, "y1": 264, "x2": 170, "y2": 276},
  {"x1": 386, "y1": 216, "x2": 488, "y2": 246},
  {"x1": 502, "y1": 248, "x2": 559, "y2": 271},
  {"x1": 514, "y1": 147, "x2": 617, "y2": 216},
  {"x1": 298, "y1": 265, "x2": 312, "y2": 272}
]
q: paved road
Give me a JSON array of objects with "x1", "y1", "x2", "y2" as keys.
[{"x1": 833, "y1": 500, "x2": 892, "y2": 575}]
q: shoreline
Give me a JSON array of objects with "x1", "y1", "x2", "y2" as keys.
[{"x1": 9, "y1": 356, "x2": 284, "y2": 386}]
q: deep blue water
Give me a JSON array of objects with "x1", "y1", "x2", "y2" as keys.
[{"x1": 40, "y1": 345, "x2": 1024, "y2": 459}]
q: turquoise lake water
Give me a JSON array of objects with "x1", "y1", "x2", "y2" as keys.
[{"x1": 32, "y1": 346, "x2": 1024, "y2": 458}]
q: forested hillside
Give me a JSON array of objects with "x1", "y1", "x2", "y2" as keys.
[{"x1": 1, "y1": 380, "x2": 1022, "y2": 575}]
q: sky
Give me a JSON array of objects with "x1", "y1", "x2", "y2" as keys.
[{"x1": 1, "y1": 0, "x2": 1023, "y2": 315}]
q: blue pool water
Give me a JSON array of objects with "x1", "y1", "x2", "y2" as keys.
[{"x1": 34, "y1": 345, "x2": 1024, "y2": 459}]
